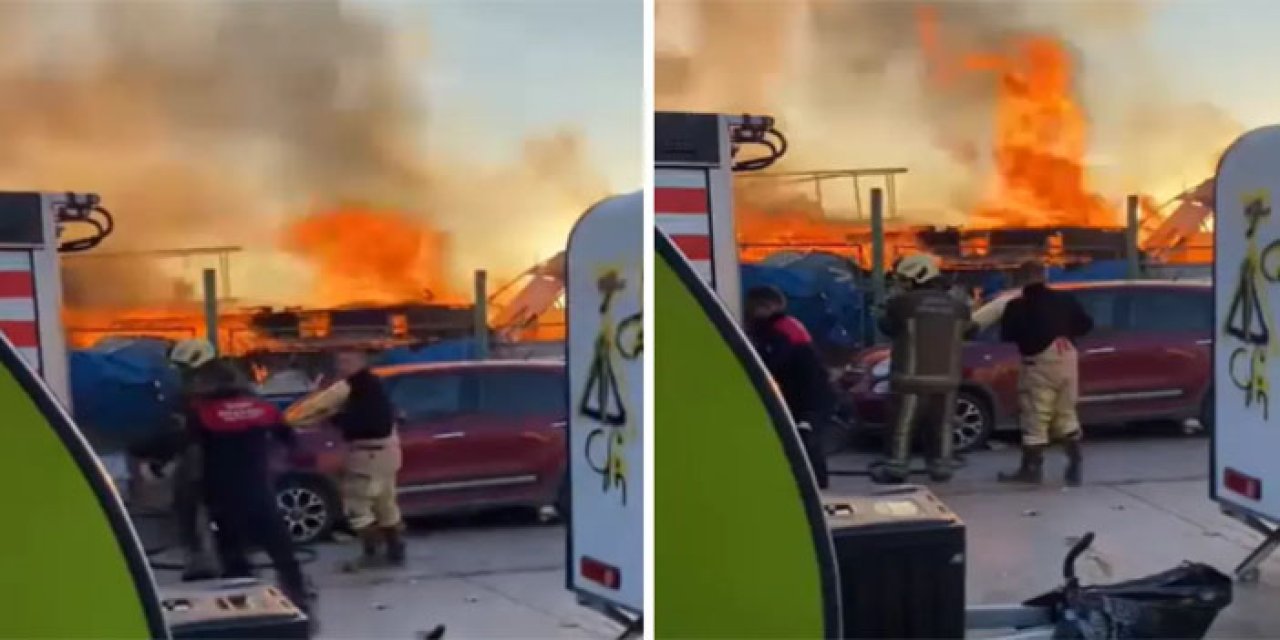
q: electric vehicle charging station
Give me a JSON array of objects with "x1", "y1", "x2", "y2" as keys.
[
  {"x1": 1212, "y1": 124, "x2": 1280, "y2": 582},
  {"x1": 0, "y1": 191, "x2": 113, "y2": 406},
  {"x1": 0, "y1": 192, "x2": 170, "y2": 638},
  {"x1": 565, "y1": 191, "x2": 644, "y2": 634}
]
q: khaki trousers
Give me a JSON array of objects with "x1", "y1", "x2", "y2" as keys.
[
  {"x1": 1018, "y1": 338, "x2": 1082, "y2": 446},
  {"x1": 342, "y1": 434, "x2": 403, "y2": 530}
]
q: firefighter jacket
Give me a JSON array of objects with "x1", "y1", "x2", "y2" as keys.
[
  {"x1": 747, "y1": 313, "x2": 837, "y2": 424},
  {"x1": 878, "y1": 281, "x2": 972, "y2": 393}
]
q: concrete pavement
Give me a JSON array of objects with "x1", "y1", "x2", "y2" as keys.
[
  {"x1": 145, "y1": 513, "x2": 620, "y2": 639},
  {"x1": 139, "y1": 431, "x2": 1280, "y2": 637},
  {"x1": 830, "y1": 433, "x2": 1280, "y2": 637}
]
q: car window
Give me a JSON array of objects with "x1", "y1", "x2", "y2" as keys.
[
  {"x1": 1070, "y1": 290, "x2": 1119, "y2": 332},
  {"x1": 478, "y1": 369, "x2": 567, "y2": 417},
  {"x1": 385, "y1": 372, "x2": 478, "y2": 422},
  {"x1": 1128, "y1": 289, "x2": 1212, "y2": 333}
]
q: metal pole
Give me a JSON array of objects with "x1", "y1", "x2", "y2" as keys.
[
  {"x1": 1126, "y1": 194, "x2": 1141, "y2": 279},
  {"x1": 853, "y1": 175, "x2": 864, "y2": 220},
  {"x1": 202, "y1": 268, "x2": 219, "y2": 355},
  {"x1": 870, "y1": 188, "x2": 886, "y2": 305},
  {"x1": 219, "y1": 253, "x2": 232, "y2": 298},
  {"x1": 474, "y1": 269, "x2": 490, "y2": 360}
]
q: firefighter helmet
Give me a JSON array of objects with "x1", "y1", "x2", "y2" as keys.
[
  {"x1": 169, "y1": 338, "x2": 216, "y2": 369},
  {"x1": 894, "y1": 253, "x2": 941, "y2": 286}
]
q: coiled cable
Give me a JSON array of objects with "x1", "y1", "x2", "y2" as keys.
[
  {"x1": 731, "y1": 116, "x2": 788, "y2": 173},
  {"x1": 57, "y1": 192, "x2": 115, "y2": 253}
]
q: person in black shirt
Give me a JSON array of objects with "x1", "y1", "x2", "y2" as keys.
[
  {"x1": 744, "y1": 286, "x2": 835, "y2": 490},
  {"x1": 998, "y1": 264, "x2": 1094, "y2": 485},
  {"x1": 286, "y1": 349, "x2": 404, "y2": 571}
]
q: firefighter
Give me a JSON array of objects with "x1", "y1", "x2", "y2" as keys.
[
  {"x1": 997, "y1": 263, "x2": 1093, "y2": 485},
  {"x1": 744, "y1": 285, "x2": 835, "y2": 490},
  {"x1": 869, "y1": 253, "x2": 971, "y2": 484},
  {"x1": 285, "y1": 349, "x2": 405, "y2": 571},
  {"x1": 181, "y1": 356, "x2": 313, "y2": 615},
  {"x1": 166, "y1": 338, "x2": 221, "y2": 582}
]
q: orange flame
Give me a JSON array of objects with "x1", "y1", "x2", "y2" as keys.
[
  {"x1": 917, "y1": 6, "x2": 1118, "y2": 228},
  {"x1": 280, "y1": 208, "x2": 458, "y2": 308}
]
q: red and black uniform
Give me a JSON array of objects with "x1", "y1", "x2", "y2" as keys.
[
  {"x1": 188, "y1": 391, "x2": 309, "y2": 610},
  {"x1": 748, "y1": 312, "x2": 835, "y2": 489}
]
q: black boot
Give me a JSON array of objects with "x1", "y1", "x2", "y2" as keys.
[
  {"x1": 926, "y1": 458, "x2": 954, "y2": 483},
  {"x1": 869, "y1": 459, "x2": 910, "y2": 484},
  {"x1": 384, "y1": 525, "x2": 407, "y2": 566},
  {"x1": 342, "y1": 527, "x2": 383, "y2": 573},
  {"x1": 1064, "y1": 439, "x2": 1083, "y2": 487},
  {"x1": 998, "y1": 445, "x2": 1044, "y2": 484}
]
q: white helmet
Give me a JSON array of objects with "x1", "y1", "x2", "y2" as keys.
[
  {"x1": 894, "y1": 253, "x2": 941, "y2": 286},
  {"x1": 169, "y1": 338, "x2": 216, "y2": 369}
]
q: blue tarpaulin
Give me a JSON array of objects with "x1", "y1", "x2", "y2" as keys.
[
  {"x1": 69, "y1": 337, "x2": 181, "y2": 449},
  {"x1": 741, "y1": 252, "x2": 869, "y2": 350}
]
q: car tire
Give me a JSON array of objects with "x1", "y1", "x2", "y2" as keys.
[
  {"x1": 952, "y1": 390, "x2": 994, "y2": 453},
  {"x1": 275, "y1": 474, "x2": 341, "y2": 545}
]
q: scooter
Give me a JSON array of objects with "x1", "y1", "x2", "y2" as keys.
[{"x1": 969, "y1": 532, "x2": 1233, "y2": 639}]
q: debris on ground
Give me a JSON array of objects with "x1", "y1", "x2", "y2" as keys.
[{"x1": 419, "y1": 624, "x2": 447, "y2": 640}]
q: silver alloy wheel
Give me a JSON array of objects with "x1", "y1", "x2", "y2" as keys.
[
  {"x1": 277, "y1": 485, "x2": 329, "y2": 543},
  {"x1": 952, "y1": 396, "x2": 988, "y2": 451}
]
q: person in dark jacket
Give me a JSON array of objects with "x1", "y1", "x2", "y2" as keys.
[
  {"x1": 745, "y1": 286, "x2": 835, "y2": 490},
  {"x1": 285, "y1": 349, "x2": 404, "y2": 571},
  {"x1": 998, "y1": 263, "x2": 1094, "y2": 485},
  {"x1": 870, "y1": 253, "x2": 971, "y2": 484},
  {"x1": 183, "y1": 358, "x2": 312, "y2": 615}
]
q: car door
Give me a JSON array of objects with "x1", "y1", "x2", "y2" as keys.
[
  {"x1": 467, "y1": 367, "x2": 568, "y2": 503},
  {"x1": 382, "y1": 369, "x2": 482, "y2": 510},
  {"x1": 1111, "y1": 287, "x2": 1213, "y2": 421},
  {"x1": 1067, "y1": 288, "x2": 1130, "y2": 425}
]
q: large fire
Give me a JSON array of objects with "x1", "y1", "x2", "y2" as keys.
[
  {"x1": 732, "y1": 5, "x2": 1146, "y2": 268},
  {"x1": 281, "y1": 208, "x2": 458, "y2": 308},
  {"x1": 917, "y1": 6, "x2": 1117, "y2": 229}
]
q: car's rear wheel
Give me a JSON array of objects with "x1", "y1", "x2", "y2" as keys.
[
  {"x1": 952, "y1": 390, "x2": 994, "y2": 453},
  {"x1": 275, "y1": 474, "x2": 340, "y2": 545}
]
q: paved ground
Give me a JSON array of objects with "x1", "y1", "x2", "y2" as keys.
[
  {"x1": 831, "y1": 431, "x2": 1280, "y2": 637},
  {"x1": 303, "y1": 517, "x2": 619, "y2": 639},
  {"x1": 143, "y1": 510, "x2": 620, "y2": 639},
  {"x1": 138, "y1": 429, "x2": 1280, "y2": 637}
]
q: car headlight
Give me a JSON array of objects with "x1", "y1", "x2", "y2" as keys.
[{"x1": 871, "y1": 358, "x2": 890, "y2": 379}]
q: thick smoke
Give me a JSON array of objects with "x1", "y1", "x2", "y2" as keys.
[
  {"x1": 0, "y1": 2, "x2": 603, "y2": 307},
  {"x1": 657, "y1": 0, "x2": 1239, "y2": 222}
]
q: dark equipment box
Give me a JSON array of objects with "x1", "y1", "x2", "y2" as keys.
[
  {"x1": 163, "y1": 578, "x2": 311, "y2": 639},
  {"x1": 824, "y1": 485, "x2": 966, "y2": 639}
]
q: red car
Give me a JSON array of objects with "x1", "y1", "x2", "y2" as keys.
[
  {"x1": 274, "y1": 359, "x2": 567, "y2": 543},
  {"x1": 841, "y1": 280, "x2": 1213, "y2": 452}
]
